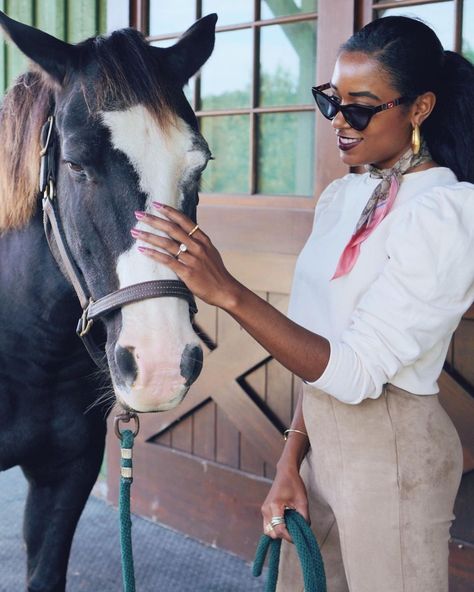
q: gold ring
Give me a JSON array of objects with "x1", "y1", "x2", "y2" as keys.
[
  {"x1": 174, "y1": 243, "x2": 188, "y2": 258},
  {"x1": 264, "y1": 523, "x2": 274, "y2": 534},
  {"x1": 188, "y1": 224, "x2": 199, "y2": 237}
]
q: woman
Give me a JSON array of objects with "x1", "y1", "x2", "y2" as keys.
[{"x1": 132, "y1": 16, "x2": 474, "y2": 592}]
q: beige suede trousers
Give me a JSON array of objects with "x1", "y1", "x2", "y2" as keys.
[{"x1": 276, "y1": 384, "x2": 463, "y2": 592}]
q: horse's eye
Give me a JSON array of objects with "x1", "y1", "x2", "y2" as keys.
[{"x1": 66, "y1": 161, "x2": 84, "y2": 173}]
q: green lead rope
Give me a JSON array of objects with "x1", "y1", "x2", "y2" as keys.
[
  {"x1": 253, "y1": 509, "x2": 326, "y2": 592},
  {"x1": 119, "y1": 429, "x2": 136, "y2": 592}
]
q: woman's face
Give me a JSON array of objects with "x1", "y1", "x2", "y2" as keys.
[{"x1": 329, "y1": 51, "x2": 413, "y2": 169}]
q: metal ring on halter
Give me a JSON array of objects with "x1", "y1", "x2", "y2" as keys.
[
  {"x1": 114, "y1": 412, "x2": 140, "y2": 440},
  {"x1": 77, "y1": 299, "x2": 94, "y2": 337},
  {"x1": 174, "y1": 243, "x2": 188, "y2": 258},
  {"x1": 43, "y1": 178, "x2": 55, "y2": 201},
  {"x1": 188, "y1": 224, "x2": 199, "y2": 237}
]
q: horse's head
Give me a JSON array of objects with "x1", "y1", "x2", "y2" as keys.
[{"x1": 0, "y1": 12, "x2": 216, "y2": 412}]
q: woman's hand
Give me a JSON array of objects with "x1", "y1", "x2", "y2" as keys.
[
  {"x1": 131, "y1": 205, "x2": 330, "y2": 383},
  {"x1": 261, "y1": 465, "x2": 309, "y2": 543},
  {"x1": 131, "y1": 203, "x2": 242, "y2": 309}
]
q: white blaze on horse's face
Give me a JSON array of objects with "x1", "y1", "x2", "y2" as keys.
[{"x1": 102, "y1": 106, "x2": 206, "y2": 412}]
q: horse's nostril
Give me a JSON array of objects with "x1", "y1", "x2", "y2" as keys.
[
  {"x1": 114, "y1": 345, "x2": 138, "y2": 387},
  {"x1": 180, "y1": 344, "x2": 203, "y2": 386}
]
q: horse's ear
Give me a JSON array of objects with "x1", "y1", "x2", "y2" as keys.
[
  {"x1": 0, "y1": 11, "x2": 75, "y2": 84},
  {"x1": 160, "y1": 13, "x2": 217, "y2": 86}
]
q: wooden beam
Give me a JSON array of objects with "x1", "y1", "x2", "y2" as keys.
[
  {"x1": 130, "y1": 0, "x2": 147, "y2": 33},
  {"x1": 314, "y1": 0, "x2": 353, "y2": 197},
  {"x1": 126, "y1": 296, "x2": 288, "y2": 465}
]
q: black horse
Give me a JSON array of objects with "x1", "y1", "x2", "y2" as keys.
[{"x1": 0, "y1": 12, "x2": 216, "y2": 591}]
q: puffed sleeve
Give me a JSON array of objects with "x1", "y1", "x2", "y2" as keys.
[
  {"x1": 313, "y1": 174, "x2": 358, "y2": 222},
  {"x1": 309, "y1": 182, "x2": 474, "y2": 404},
  {"x1": 288, "y1": 173, "x2": 358, "y2": 323}
]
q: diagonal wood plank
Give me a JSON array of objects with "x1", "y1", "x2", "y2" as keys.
[
  {"x1": 136, "y1": 315, "x2": 273, "y2": 442},
  {"x1": 135, "y1": 390, "x2": 210, "y2": 442},
  {"x1": 209, "y1": 380, "x2": 283, "y2": 467},
  {"x1": 137, "y1": 297, "x2": 288, "y2": 464}
]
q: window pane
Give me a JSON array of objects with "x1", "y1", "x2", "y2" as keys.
[
  {"x1": 463, "y1": 0, "x2": 474, "y2": 64},
  {"x1": 202, "y1": 1, "x2": 253, "y2": 26},
  {"x1": 107, "y1": 0, "x2": 129, "y2": 32},
  {"x1": 200, "y1": 116, "x2": 250, "y2": 193},
  {"x1": 149, "y1": 1, "x2": 196, "y2": 36},
  {"x1": 261, "y1": 0, "x2": 317, "y2": 20},
  {"x1": 376, "y1": 1, "x2": 455, "y2": 50},
  {"x1": 258, "y1": 112, "x2": 314, "y2": 196},
  {"x1": 260, "y1": 21, "x2": 316, "y2": 107},
  {"x1": 200, "y1": 30, "x2": 253, "y2": 110}
]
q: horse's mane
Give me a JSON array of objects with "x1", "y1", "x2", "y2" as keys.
[
  {"x1": 0, "y1": 28, "x2": 175, "y2": 232},
  {"x1": 0, "y1": 72, "x2": 52, "y2": 231}
]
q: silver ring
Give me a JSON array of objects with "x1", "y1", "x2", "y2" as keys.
[
  {"x1": 175, "y1": 243, "x2": 188, "y2": 258},
  {"x1": 270, "y1": 516, "x2": 285, "y2": 528}
]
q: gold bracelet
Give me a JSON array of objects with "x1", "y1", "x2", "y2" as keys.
[{"x1": 284, "y1": 428, "x2": 308, "y2": 441}]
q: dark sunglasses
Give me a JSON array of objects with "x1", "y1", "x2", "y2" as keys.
[{"x1": 311, "y1": 83, "x2": 407, "y2": 131}]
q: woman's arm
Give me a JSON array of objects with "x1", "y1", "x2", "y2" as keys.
[
  {"x1": 277, "y1": 386, "x2": 310, "y2": 471},
  {"x1": 133, "y1": 204, "x2": 330, "y2": 382},
  {"x1": 262, "y1": 384, "x2": 311, "y2": 542}
]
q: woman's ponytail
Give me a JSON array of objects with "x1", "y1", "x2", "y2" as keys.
[{"x1": 423, "y1": 51, "x2": 474, "y2": 183}]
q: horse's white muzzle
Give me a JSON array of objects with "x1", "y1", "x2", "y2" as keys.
[{"x1": 111, "y1": 299, "x2": 202, "y2": 412}]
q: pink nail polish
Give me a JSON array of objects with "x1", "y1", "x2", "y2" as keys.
[
  {"x1": 130, "y1": 228, "x2": 140, "y2": 238},
  {"x1": 152, "y1": 201, "x2": 164, "y2": 209},
  {"x1": 134, "y1": 211, "x2": 145, "y2": 219},
  {"x1": 137, "y1": 246, "x2": 147, "y2": 253}
]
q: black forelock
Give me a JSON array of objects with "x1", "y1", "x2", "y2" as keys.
[{"x1": 71, "y1": 28, "x2": 175, "y2": 127}]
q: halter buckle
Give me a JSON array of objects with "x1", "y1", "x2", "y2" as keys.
[
  {"x1": 42, "y1": 178, "x2": 56, "y2": 202},
  {"x1": 77, "y1": 299, "x2": 94, "y2": 337}
]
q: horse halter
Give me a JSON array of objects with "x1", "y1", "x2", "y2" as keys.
[{"x1": 40, "y1": 115, "x2": 198, "y2": 369}]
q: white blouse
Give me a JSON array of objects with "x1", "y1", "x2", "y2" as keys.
[{"x1": 287, "y1": 167, "x2": 474, "y2": 404}]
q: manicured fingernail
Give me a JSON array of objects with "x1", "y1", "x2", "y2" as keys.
[
  {"x1": 134, "y1": 211, "x2": 145, "y2": 219},
  {"x1": 130, "y1": 228, "x2": 140, "y2": 238},
  {"x1": 137, "y1": 246, "x2": 147, "y2": 253},
  {"x1": 152, "y1": 201, "x2": 164, "y2": 209}
]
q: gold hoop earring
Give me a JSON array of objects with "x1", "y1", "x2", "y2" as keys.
[{"x1": 411, "y1": 124, "x2": 421, "y2": 155}]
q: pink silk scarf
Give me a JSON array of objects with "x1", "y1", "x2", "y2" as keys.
[{"x1": 332, "y1": 142, "x2": 432, "y2": 279}]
